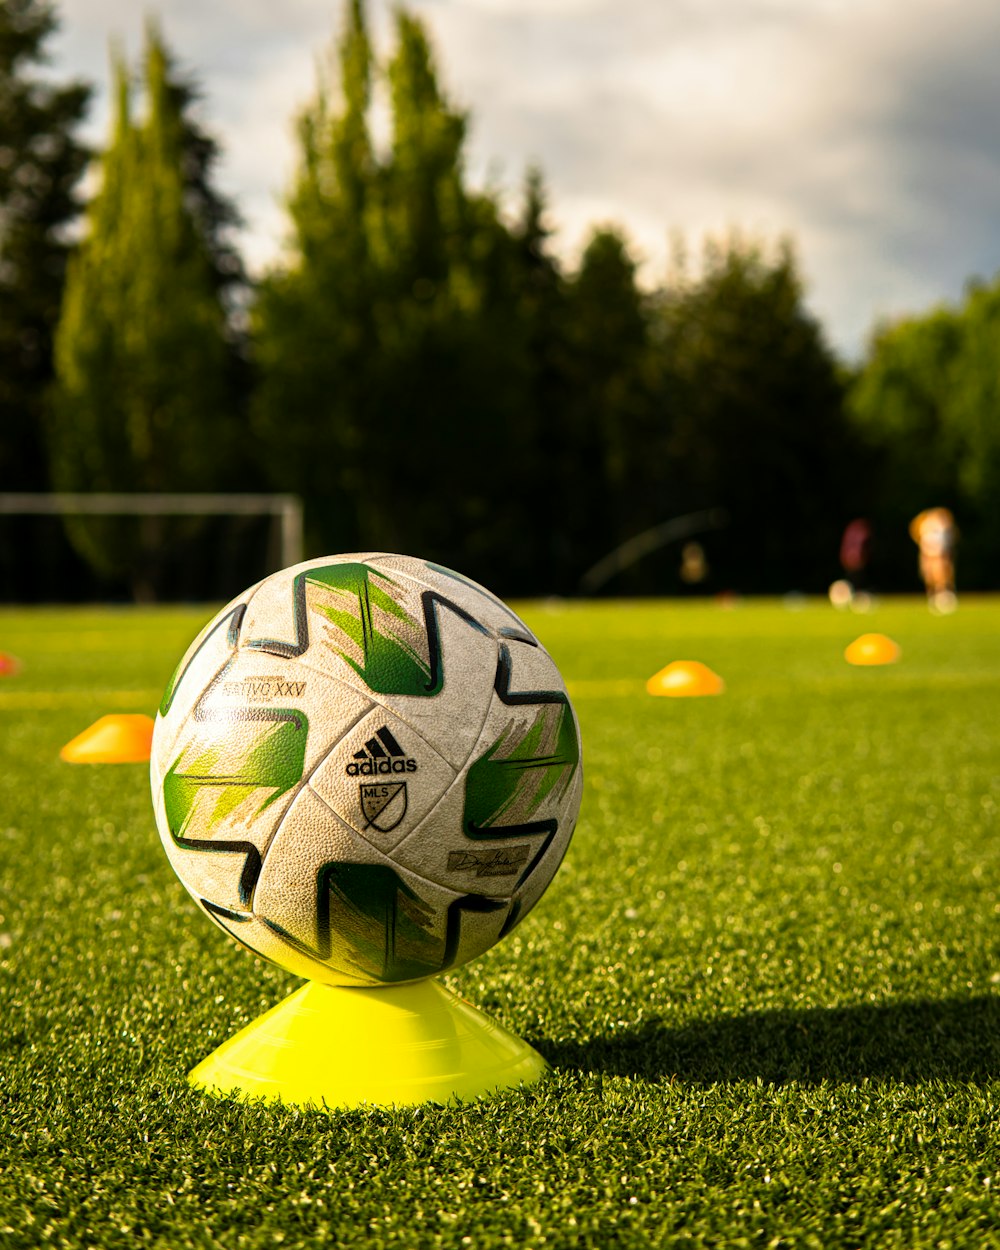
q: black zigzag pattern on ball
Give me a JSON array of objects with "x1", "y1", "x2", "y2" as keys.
[
  {"x1": 465, "y1": 639, "x2": 576, "y2": 888},
  {"x1": 243, "y1": 571, "x2": 310, "y2": 658},
  {"x1": 441, "y1": 894, "x2": 508, "y2": 972},
  {"x1": 162, "y1": 598, "x2": 308, "y2": 910},
  {"x1": 419, "y1": 590, "x2": 489, "y2": 691},
  {"x1": 493, "y1": 641, "x2": 568, "y2": 709},
  {"x1": 260, "y1": 864, "x2": 513, "y2": 983},
  {"x1": 199, "y1": 899, "x2": 286, "y2": 971},
  {"x1": 236, "y1": 561, "x2": 499, "y2": 698},
  {"x1": 161, "y1": 602, "x2": 265, "y2": 906}
]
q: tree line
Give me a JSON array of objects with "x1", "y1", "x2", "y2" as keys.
[{"x1": 2, "y1": 0, "x2": 998, "y2": 601}]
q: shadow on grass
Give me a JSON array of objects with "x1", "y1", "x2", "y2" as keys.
[{"x1": 538, "y1": 995, "x2": 1000, "y2": 1085}]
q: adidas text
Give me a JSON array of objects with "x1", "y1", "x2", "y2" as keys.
[{"x1": 346, "y1": 758, "x2": 417, "y2": 776}]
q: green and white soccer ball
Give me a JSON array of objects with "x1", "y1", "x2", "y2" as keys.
[{"x1": 150, "y1": 554, "x2": 583, "y2": 987}]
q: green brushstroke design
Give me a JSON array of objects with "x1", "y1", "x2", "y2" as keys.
[
  {"x1": 321, "y1": 862, "x2": 442, "y2": 983},
  {"x1": 306, "y1": 562, "x2": 437, "y2": 697},
  {"x1": 162, "y1": 714, "x2": 308, "y2": 839},
  {"x1": 463, "y1": 703, "x2": 580, "y2": 835}
]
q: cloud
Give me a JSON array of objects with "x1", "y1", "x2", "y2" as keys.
[
  {"x1": 420, "y1": 0, "x2": 1000, "y2": 351},
  {"x1": 51, "y1": 0, "x2": 1000, "y2": 356}
]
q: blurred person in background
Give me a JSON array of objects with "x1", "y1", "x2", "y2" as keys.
[
  {"x1": 830, "y1": 517, "x2": 873, "y2": 611},
  {"x1": 680, "y1": 541, "x2": 709, "y2": 587},
  {"x1": 909, "y1": 507, "x2": 958, "y2": 614}
]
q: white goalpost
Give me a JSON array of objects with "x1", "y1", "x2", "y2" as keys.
[{"x1": 0, "y1": 491, "x2": 304, "y2": 574}]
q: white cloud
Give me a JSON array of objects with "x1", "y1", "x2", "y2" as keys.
[{"x1": 52, "y1": 0, "x2": 1000, "y2": 356}]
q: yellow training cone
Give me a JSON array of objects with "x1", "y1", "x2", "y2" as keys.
[
  {"x1": 60, "y1": 713, "x2": 155, "y2": 763},
  {"x1": 189, "y1": 978, "x2": 548, "y2": 1110},
  {"x1": 844, "y1": 633, "x2": 900, "y2": 666},
  {"x1": 647, "y1": 660, "x2": 725, "y2": 697}
]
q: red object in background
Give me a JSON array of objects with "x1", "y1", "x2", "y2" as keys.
[
  {"x1": 840, "y1": 518, "x2": 872, "y2": 575},
  {"x1": 0, "y1": 652, "x2": 22, "y2": 676}
]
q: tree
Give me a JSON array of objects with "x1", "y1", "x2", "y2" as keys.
[
  {"x1": 48, "y1": 25, "x2": 241, "y2": 599},
  {"x1": 947, "y1": 284, "x2": 1000, "y2": 520},
  {"x1": 651, "y1": 236, "x2": 857, "y2": 592},
  {"x1": 371, "y1": 9, "x2": 536, "y2": 578},
  {"x1": 847, "y1": 309, "x2": 962, "y2": 510},
  {"x1": 558, "y1": 227, "x2": 658, "y2": 589},
  {"x1": 161, "y1": 56, "x2": 246, "y2": 313},
  {"x1": 253, "y1": 0, "x2": 538, "y2": 588},
  {"x1": 848, "y1": 281, "x2": 1000, "y2": 588},
  {"x1": 0, "y1": 0, "x2": 90, "y2": 489},
  {"x1": 504, "y1": 169, "x2": 576, "y2": 586},
  {"x1": 943, "y1": 283, "x2": 1000, "y2": 584},
  {"x1": 251, "y1": 0, "x2": 380, "y2": 553},
  {"x1": 255, "y1": 4, "x2": 871, "y2": 597}
]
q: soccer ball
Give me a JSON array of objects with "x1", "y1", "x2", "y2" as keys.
[{"x1": 150, "y1": 554, "x2": 583, "y2": 987}]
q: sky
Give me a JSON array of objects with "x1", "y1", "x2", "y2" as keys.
[{"x1": 51, "y1": 0, "x2": 1000, "y2": 360}]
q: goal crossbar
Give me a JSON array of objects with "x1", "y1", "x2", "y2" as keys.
[{"x1": 0, "y1": 492, "x2": 304, "y2": 569}]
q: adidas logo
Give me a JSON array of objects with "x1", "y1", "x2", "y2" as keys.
[{"x1": 345, "y1": 725, "x2": 418, "y2": 776}]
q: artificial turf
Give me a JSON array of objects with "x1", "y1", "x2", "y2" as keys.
[{"x1": 1, "y1": 596, "x2": 998, "y2": 1248}]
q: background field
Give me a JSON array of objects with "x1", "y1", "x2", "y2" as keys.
[{"x1": 1, "y1": 597, "x2": 998, "y2": 1248}]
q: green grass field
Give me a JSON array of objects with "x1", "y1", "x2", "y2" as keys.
[{"x1": 2, "y1": 596, "x2": 999, "y2": 1248}]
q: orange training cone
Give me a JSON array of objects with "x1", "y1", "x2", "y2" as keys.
[
  {"x1": 60, "y1": 713, "x2": 155, "y2": 763},
  {"x1": 844, "y1": 633, "x2": 900, "y2": 666},
  {"x1": 0, "y1": 652, "x2": 22, "y2": 676},
  {"x1": 647, "y1": 660, "x2": 725, "y2": 697}
]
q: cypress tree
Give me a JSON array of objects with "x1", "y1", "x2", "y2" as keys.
[
  {"x1": 252, "y1": 0, "x2": 378, "y2": 552},
  {"x1": 374, "y1": 9, "x2": 529, "y2": 573},
  {"x1": 253, "y1": 1, "x2": 534, "y2": 585},
  {"x1": 561, "y1": 228, "x2": 656, "y2": 588},
  {"x1": 506, "y1": 170, "x2": 575, "y2": 588},
  {"x1": 0, "y1": 0, "x2": 90, "y2": 489},
  {"x1": 49, "y1": 25, "x2": 238, "y2": 598}
]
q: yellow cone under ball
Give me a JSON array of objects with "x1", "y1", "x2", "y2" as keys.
[
  {"x1": 646, "y1": 660, "x2": 725, "y2": 697},
  {"x1": 188, "y1": 978, "x2": 548, "y2": 1111},
  {"x1": 844, "y1": 633, "x2": 900, "y2": 666},
  {"x1": 60, "y1": 713, "x2": 154, "y2": 763}
]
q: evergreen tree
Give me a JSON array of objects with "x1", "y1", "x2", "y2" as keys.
[
  {"x1": 506, "y1": 169, "x2": 575, "y2": 585},
  {"x1": 937, "y1": 282, "x2": 1000, "y2": 585},
  {"x1": 0, "y1": 0, "x2": 89, "y2": 489},
  {"x1": 252, "y1": 0, "x2": 379, "y2": 551},
  {"x1": 49, "y1": 26, "x2": 239, "y2": 598},
  {"x1": 162, "y1": 57, "x2": 246, "y2": 311},
  {"x1": 374, "y1": 9, "x2": 531, "y2": 576},
  {"x1": 946, "y1": 283, "x2": 1000, "y2": 530},
  {"x1": 653, "y1": 236, "x2": 856, "y2": 592},
  {"x1": 848, "y1": 281, "x2": 1000, "y2": 588},
  {"x1": 253, "y1": 0, "x2": 534, "y2": 585},
  {"x1": 848, "y1": 309, "x2": 962, "y2": 513},
  {"x1": 561, "y1": 227, "x2": 657, "y2": 588}
]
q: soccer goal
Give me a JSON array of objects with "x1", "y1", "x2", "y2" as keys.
[{"x1": 0, "y1": 492, "x2": 303, "y2": 603}]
